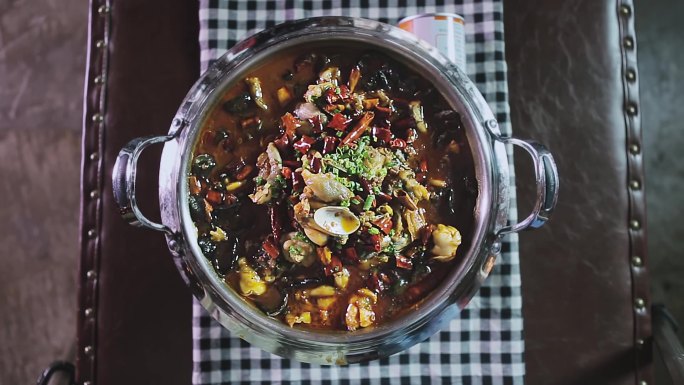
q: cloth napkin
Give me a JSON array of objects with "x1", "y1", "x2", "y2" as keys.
[{"x1": 194, "y1": 1, "x2": 524, "y2": 384}]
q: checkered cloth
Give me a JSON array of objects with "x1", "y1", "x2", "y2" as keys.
[{"x1": 194, "y1": 1, "x2": 523, "y2": 384}]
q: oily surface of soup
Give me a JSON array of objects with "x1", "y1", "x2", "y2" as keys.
[{"x1": 188, "y1": 46, "x2": 477, "y2": 331}]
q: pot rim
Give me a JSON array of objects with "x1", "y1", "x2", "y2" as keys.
[{"x1": 158, "y1": 16, "x2": 510, "y2": 363}]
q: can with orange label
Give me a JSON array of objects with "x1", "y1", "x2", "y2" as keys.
[{"x1": 398, "y1": 13, "x2": 466, "y2": 71}]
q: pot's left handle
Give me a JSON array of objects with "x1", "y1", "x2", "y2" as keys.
[{"x1": 112, "y1": 135, "x2": 174, "y2": 236}]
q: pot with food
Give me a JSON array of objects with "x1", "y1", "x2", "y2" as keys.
[{"x1": 112, "y1": 17, "x2": 558, "y2": 364}]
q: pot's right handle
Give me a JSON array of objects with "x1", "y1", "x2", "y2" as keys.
[
  {"x1": 112, "y1": 135, "x2": 174, "y2": 236},
  {"x1": 497, "y1": 137, "x2": 559, "y2": 236}
]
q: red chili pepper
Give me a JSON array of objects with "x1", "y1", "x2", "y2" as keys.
[
  {"x1": 310, "y1": 157, "x2": 322, "y2": 173},
  {"x1": 282, "y1": 159, "x2": 301, "y2": 168},
  {"x1": 338, "y1": 85, "x2": 350, "y2": 100},
  {"x1": 241, "y1": 116, "x2": 261, "y2": 131},
  {"x1": 340, "y1": 112, "x2": 374, "y2": 146},
  {"x1": 420, "y1": 224, "x2": 434, "y2": 246},
  {"x1": 396, "y1": 255, "x2": 413, "y2": 270},
  {"x1": 310, "y1": 116, "x2": 324, "y2": 133},
  {"x1": 322, "y1": 136, "x2": 339, "y2": 155},
  {"x1": 327, "y1": 113, "x2": 352, "y2": 131},
  {"x1": 292, "y1": 170, "x2": 304, "y2": 191},
  {"x1": 359, "y1": 178, "x2": 372, "y2": 194},
  {"x1": 348, "y1": 66, "x2": 361, "y2": 93},
  {"x1": 224, "y1": 193, "x2": 238, "y2": 206},
  {"x1": 224, "y1": 158, "x2": 246, "y2": 177},
  {"x1": 368, "y1": 234, "x2": 382, "y2": 252},
  {"x1": 372, "y1": 217, "x2": 393, "y2": 235},
  {"x1": 420, "y1": 158, "x2": 429, "y2": 173},
  {"x1": 390, "y1": 138, "x2": 407, "y2": 150},
  {"x1": 374, "y1": 105, "x2": 392, "y2": 117},
  {"x1": 293, "y1": 135, "x2": 315, "y2": 154},
  {"x1": 324, "y1": 256, "x2": 343, "y2": 276},
  {"x1": 406, "y1": 128, "x2": 418, "y2": 144},
  {"x1": 262, "y1": 236, "x2": 280, "y2": 259},
  {"x1": 342, "y1": 247, "x2": 359, "y2": 264},
  {"x1": 205, "y1": 190, "x2": 223, "y2": 205},
  {"x1": 376, "y1": 191, "x2": 392, "y2": 203},
  {"x1": 273, "y1": 134, "x2": 290, "y2": 154},
  {"x1": 325, "y1": 88, "x2": 341, "y2": 104},
  {"x1": 371, "y1": 126, "x2": 393, "y2": 143},
  {"x1": 281, "y1": 166, "x2": 293, "y2": 180},
  {"x1": 269, "y1": 205, "x2": 283, "y2": 243},
  {"x1": 281, "y1": 113, "x2": 299, "y2": 139},
  {"x1": 235, "y1": 164, "x2": 254, "y2": 181}
]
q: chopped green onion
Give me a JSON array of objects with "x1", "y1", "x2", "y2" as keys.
[
  {"x1": 368, "y1": 227, "x2": 380, "y2": 235},
  {"x1": 351, "y1": 198, "x2": 361, "y2": 205},
  {"x1": 363, "y1": 194, "x2": 375, "y2": 211}
]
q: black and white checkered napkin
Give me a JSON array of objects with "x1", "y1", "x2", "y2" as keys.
[{"x1": 194, "y1": 1, "x2": 523, "y2": 384}]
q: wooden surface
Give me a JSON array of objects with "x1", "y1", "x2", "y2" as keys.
[{"x1": 0, "y1": 0, "x2": 86, "y2": 382}]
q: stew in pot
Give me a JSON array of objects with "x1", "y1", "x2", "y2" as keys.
[{"x1": 188, "y1": 46, "x2": 477, "y2": 331}]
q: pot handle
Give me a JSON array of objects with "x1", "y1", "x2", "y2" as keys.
[
  {"x1": 497, "y1": 137, "x2": 559, "y2": 236},
  {"x1": 112, "y1": 135, "x2": 174, "y2": 235}
]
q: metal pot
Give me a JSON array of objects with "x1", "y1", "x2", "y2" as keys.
[{"x1": 112, "y1": 17, "x2": 558, "y2": 364}]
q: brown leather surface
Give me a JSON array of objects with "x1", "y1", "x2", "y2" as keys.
[
  {"x1": 79, "y1": 0, "x2": 651, "y2": 384},
  {"x1": 505, "y1": 1, "x2": 652, "y2": 384},
  {"x1": 78, "y1": 0, "x2": 199, "y2": 384}
]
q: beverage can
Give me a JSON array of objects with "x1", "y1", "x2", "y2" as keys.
[{"x1": 398, "y1": 13, "x2": 466, "y2": 71}]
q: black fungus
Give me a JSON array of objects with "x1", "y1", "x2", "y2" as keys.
[
  {"x1": 198, "y1": 236, "x2": 217, "y2": 259},
  {"x1": 192, "y1": 154, "x2": 216, "y2": 177},
  {"x1": 222, "y1": 93, "x2": 252, "y2": 114},
  {"x1": 189, "y1": 195, "x2": 205, "y2": 222}
]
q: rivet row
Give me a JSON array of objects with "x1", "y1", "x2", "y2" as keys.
[
  {"x1": 626, "y1": 69, "x2": 636, "y2": 82},
  {"x1": 97, "y1": 5, "x2": 110, "y2": 15},
  {"x1": 626, "y1": 103, "x2": 638, "y2": 116},
  {"x1": 623, "y1": 36, "x2": 634, "y2": 49},
  {"x1": 629, "y1": 219, "x2": 641, "y2": 230},
  {"x1": 634, "y1": 298, "x2": 645, "y2": 310},
  {"x1": 619, "y1": 4, "x2": 631, "y2": 16},
  {"x1": 87, "y1": 229, "x2": 97, "y2": 239},
  {"x1": 631, "y1": 256, "x2": 643, "y2": 267},
  {"x1": 629, "y1": 143, "x2": 640, "y2": 155}
]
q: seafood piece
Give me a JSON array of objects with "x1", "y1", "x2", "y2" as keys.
[
  {"x1": 333, "y1": 268, "x2": 350, "y2": 289},
  {"x1": 403, "y1": 208, "x2": 427, "y2": 241},
  {"x1": 249, "y1": 143, "x2": 282, "y2": 204},
  {"x1": 301, "y1": 170, "x2": 354, "y2": 203},
  {"x1": 237, "y1": 258, "x2": 267, "y2": 296},
  {"x1": 293, "y1": 198, "x2": 330, "y2": 246},
  {"x1": 313, "y1": 206, "x2": 361, "y2": 236},
  {"x1": 394, "y1": 189, "x2": 418, "y2": 211},
  {"x1": 282, "y1": 236, "x2": 316, "y2": 267},
  {"x1": 285, "y1": 311, "x2": 312, "y2": 327},
  {"x1": 430, "y1": 224, "x2": 462, "y2": 262},
  {"x1": 345, "y1": 288, "x2": 378, "y2": 331}
]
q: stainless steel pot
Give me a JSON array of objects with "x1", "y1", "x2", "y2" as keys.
[{"x1": 112, "y1": 17, "x2": 558, "y2": 365}]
